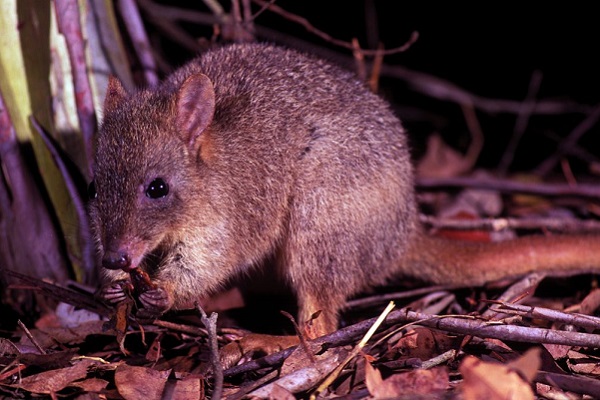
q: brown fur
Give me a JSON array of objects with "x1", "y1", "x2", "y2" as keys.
[{"x1": 89, "y1": 43, "x2": 600, "y2": 336}]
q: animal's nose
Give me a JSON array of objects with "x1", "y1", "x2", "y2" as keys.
[{"x1": 102, "y1": 250, "x2": 132, "y2": 271}]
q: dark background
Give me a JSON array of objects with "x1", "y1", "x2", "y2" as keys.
[{"x1": 148, "y1": 2, "x2": 600, "y2": 174}]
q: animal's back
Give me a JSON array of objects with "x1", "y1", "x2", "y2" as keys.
[{"x1": 175, "y1": 44, "x2": 420, "y2": 331}]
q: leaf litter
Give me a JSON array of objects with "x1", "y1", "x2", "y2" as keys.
[{"x1": 2, "y1": 137, "x2": 600, "y2": 399}]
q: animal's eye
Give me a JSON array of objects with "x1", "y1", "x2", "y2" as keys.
[
  {"x1": 87, "y1": 180, "x2": 97, "y2": 200},
  {"x1": 146, "y1": 178, "x2": 169, "y2": 199}
]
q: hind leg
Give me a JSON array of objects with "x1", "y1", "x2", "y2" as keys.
[
  {"x1": 295, "y1": 283, "x2": 345, "y2": 338},
  {"x1": 280, "y1": 224, "x2": 362, "y2": 338}
]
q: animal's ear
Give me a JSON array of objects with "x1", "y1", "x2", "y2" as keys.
[
  {"x1": 176, "y1": 73, "x2": 216, "y2": 149},
  {"x1": 104, "y1": 76, "x2": 128, "y2": 115}
]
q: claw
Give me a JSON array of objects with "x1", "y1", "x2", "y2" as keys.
[
  {"x1": 138, "y1": 287, "x2": 172, "y2": 315},
  {"x1": 99, "y1": 281, "x2": 130, "y2": 304}
]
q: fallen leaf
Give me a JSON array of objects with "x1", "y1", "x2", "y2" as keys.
[
  {"x1": 416, "y1": 133, "x2": 473, "y2": 178},
  {"x1": 19, "y1": 320, "x2": 107, "y2": 349},
  {"x1": 392, "y1": 327, "x2": 456, "y2": 360},
  {"x1": 114, "y1": 364, "x2": 170, "y2": 400},
  {"x1": 248, "y1": 348, "x2": 344, "y2": 398},
  {"x1": 220, "y1": 333, "x2": 299, "y2": 370},
  {"x1": 506, "y1": 347, "x2": 541, "y2": 382},
  {"x1": 580, "y1": 288, "x2": 600, "y2": 315},
  {"x1": 365, "y1": 361, "x2": 449, "y2": 398},
  {"x1": 270, "y1": 383, "x2": 296, "y2": 400},
  {"x1": 69, "y1": 377, "x2": 109, "y2": 392},
  {"x1": 566, "y1": 350, "x2": 600, "y2": 376},
  {"x1": 19, "y1": 348, "x2": 80, "y2": 370},
  {"x1": 542, "y1": 343, "x2": 570, "y2": 360},
  {"x1": 10, "y1": 359, "x2": 97, "y2": 394},
  {"x1": 459, "y1": 355, "x2": 535, "y2": 400},
  {"x1": 114, "y1": 299, "x2": 134, "y2": 355},
  {"x1": 167, "y1": 374, "x2": 204, "y2": 399}
]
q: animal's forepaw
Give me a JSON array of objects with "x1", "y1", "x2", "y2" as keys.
[
  {"x1": 137, "y1": 286, "x2": 173, "y2": 318},
  {"x1": 99, "y1": 281, "x2": 130, "y2": 304}
]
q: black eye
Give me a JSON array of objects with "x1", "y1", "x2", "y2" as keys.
[
  {"x1": 146, "y1": 178, "x2": 169, "y2": 199},
  {"x1": 87, "y1": 180, "x2": 97, "y2": 199}
]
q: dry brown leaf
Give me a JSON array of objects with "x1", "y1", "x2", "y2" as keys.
[
  {"x1": 270, "y1": 383, "x2": 296, "y2": 400},
  {"x1": 416, "y1": 133, "x2": 473, "y2": 178},
  {"x1": 542, "y1": 343, "x2": 571, "y2": 360},
  {"x1": 580, "y1": 288, "x2": 600, "y2": 315},
  {"x1": 114, "y1": 364, "x2": 170, "y2": 400},
  {"x1": 10, "y1": 359, "x2": 97, "y2": 394},
  {"x1": 18, "y1": 349, "x2": 80, "y2": 370},
  {"x1": 115, "y1": 299, "x2": 133, "y2": 355},
  {"x1": 364, "y1": 358, "x2": 384, "y2": 392},
  {"x1": 365, "y1": 361, "x2": 449, "y2": 398},
  {"x1": 535, "y1": 383, "x2": 581, "y2": 400},
  {"x1": 19, "y1": 320, "x2": 106, "y2": 349},
  {"x1": 249, "y1": 348, "x2": 343, "y2": 398},
  {"x1": 167, "y1": 375, "x2": 204, "y2": 399},
  {"x1": 69, "y1": 377, "x2": 110, "y2": 392},
  {"x1": 393, "y1": 327, "x2": 455, "y2": 360},
  {"x1": 145, "y1": 334, "x2": 162, "y2": 363},
  {"x1": 566, "y1": 350, "x2": 600, "y2": 376},
  {"x1": 506, "y1": 347, "x2": 542, "y2": 383},
  {"x1": 459, "y1": 355, "x2": 535, "y2": 400},
  {"x1": 220, "y1": 333, "x2": 300, "y2": 370}
]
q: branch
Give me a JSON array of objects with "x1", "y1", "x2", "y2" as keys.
[
  {"x1": 223, "y1": 305, "x2": 600, "y2": 377},
  {"x1": 420, "y1": 215, "x2": 600, "y2": 233},
  {"x1": 535, "y1": 103, "x2": 600, "y2": 176},
  {"x1": 251, "y1": 0, "x2": 418, "y2": 56},
  {"x1": 416, "y1": 175, "x2": 600, "y2": 199}
]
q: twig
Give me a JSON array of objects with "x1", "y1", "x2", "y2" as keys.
[
  {"x1": 127, "y1": 3, "x2": 590, "y2": 119},
  {"x1": 367, "y1": 44, "x2": 384, "y2": 93},
  {"x1": 498, "y1": 70, "x2": 543, "y2": 175},
  {"x1": 381, "y1": 62, "x2": 591, "y2": 116},
  {"x1": 130, "y1": 2, "x2": 591, "y2": 119},
  {"x1": 226, "y1": 370, "x2": 279, "y2": 400},
  {"x1": 116, "y1": 0, "x2": 159, "y2": 86},
  {"x1": 17, "y1": 320, "x2": 46, "y2": 355},
  {"x1": 224, "y1": 305, "x2": 600, "y2": 377},
  {"x1": 459, "y1": 102, "x2": 485, "y2": 171},
  {"x1": 250, "y1": 0, "x2": 276, "y2": 20},
  {"x1": 420, "y1": 214, "x2": 600, "y2": 233},
  {"x1": 481, "y1": 273, "x2": 546, "y2": 320},
  {"x1": 536, "y1": 370, "x2": 600, "y2": 398},
  {"x1": 535, "y1": 103, "x2": 600, "y2": 176},
  {"x1": 346, "y1": 285, "x2": 452, "y2": 309},
  {"x1": 152, "y1": 319, "x2": 208, "y2": 337},
  {"x1": 53, "y1": 0, "x2": 97, "y2": 178},
  {"x1": 136, "y1": 0, "x2": 204, "y2": 53},
  {"x1": 310, "y1": 302, "x2": 395, "y2": 400},
  {"x1": 280, "y1": 311, "x2": 316, "y2": 364},
  {"x1": 251, "y1": 0, "x2": 418, "y2": 56},
  {"x1": 197, "y1": 304, "x2": 223, "y2": 400},
  {"x1": 2, "y1": 269, "x2": 111, "y2": 317},
  {"x1": 416, "y1": 175, "x2": 600, "y2": 199},
  {"x1": 202, "y1": 0, "x2": 226, "y2": 19},
  {"x1": 488, "y1": 301, "x2": 600, "y2": 331},
  {"x1": 421, "y1": 349, "x2": 458, "y2": 369},
  {"x1": 396, "y1": 309, "x2": 600, "y2": 348}
]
